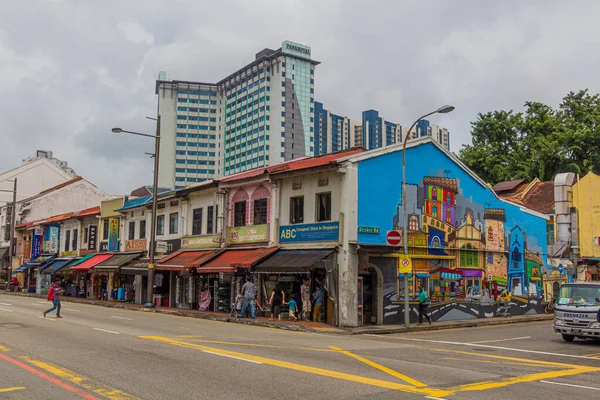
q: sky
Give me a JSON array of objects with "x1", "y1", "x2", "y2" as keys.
[{"x1": 2, "y1": 0, "x2": 600, "y2": 197}]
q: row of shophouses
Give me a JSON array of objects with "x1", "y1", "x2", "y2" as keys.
[{"x1": 4, "y1": 136, "x2": 588, "y2": 327}]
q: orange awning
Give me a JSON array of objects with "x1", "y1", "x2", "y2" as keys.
[
  {"x1": 71, "y1": 254, "x2": 113, "y2": 272},
  {"x1": 156, "y1": 250, "x2": 218, "y2": 271},
  {"x1": 197, "y1": 247, "x2": 278, "y2": 273}
]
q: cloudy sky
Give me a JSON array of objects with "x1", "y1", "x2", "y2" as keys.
[{"x1": 2, "y1": 0, "x2": 600, "y2": 197}]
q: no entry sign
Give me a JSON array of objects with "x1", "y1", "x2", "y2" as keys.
[{"x1": 386, "y1": 230, "x2": 402, "y2": 246}]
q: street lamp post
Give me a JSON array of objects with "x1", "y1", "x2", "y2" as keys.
[
  {"x1": 111, "y1": 115, "x2": 161, "y2": 308},
  {"x1": 1, "y1": 178, "x2": 17, "y2": 292},
  {"x1": 401, "y1": 105, "x2": 454, "y2": 327}
]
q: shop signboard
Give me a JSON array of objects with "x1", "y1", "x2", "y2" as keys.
[
  {"x1": 31, "y1": 229, "x2": 43, "y2": 259},
  {"x1": 87, "y1": 225, "x2": 97, "y2": 250},
  {"x1": 156, "y1": 241, "x2": 167, "y2": 254},
  {"x1": 279, "y1": 222, "x2": 339, "y2": 243},
  {"x1": 181, "y1": 234, "x2": 220, "y2": 249},
  {"x1": 60, "y1": 250, "x2": 78, "y2": 257},
  {"x1": 126, "y1": 238, "x2": 147, "y2": 252},
  {"x1": 228, "y1": 225, "x2": 268, "y2": 244},
  {"x1": 3, "y1": 204, "x2": 12, "y2": 241},
  {"x1": 99, "y1": 242, "x2": 109, "y2": 252},
  {"x1": 164, "y1": 239, "x2": 181, "y2": 255},
  {"x1": 108, "y1": 218, "x2": 119, "y2": 251}
]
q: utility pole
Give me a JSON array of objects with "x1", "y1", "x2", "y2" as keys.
[{"x1": 2, "y1": 178, "x2": 17, "y2": 291}]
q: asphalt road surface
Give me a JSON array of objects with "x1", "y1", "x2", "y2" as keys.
[{"x1": 0, "y1": 294, "x2": 599, "y2": 399}]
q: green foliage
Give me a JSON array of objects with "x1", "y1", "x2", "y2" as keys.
[{"x1": 458, "y1": 90, "x2": 600, "y2": 184}]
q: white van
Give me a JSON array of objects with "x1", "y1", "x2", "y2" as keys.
[{"x1": 553, "y1": 282, "x2": 600, "y2": 342}]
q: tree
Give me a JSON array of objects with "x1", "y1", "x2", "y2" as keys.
[{"x1": 458, "y1": 90, "x2": 600, "y2": 184}]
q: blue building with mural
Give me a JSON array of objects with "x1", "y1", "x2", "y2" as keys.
[{"x1": 343, "y1": 137, "x2": 548, "y2": 325}]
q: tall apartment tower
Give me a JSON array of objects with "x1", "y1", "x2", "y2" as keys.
[
  {"x1": 156, "y1": 41, "x2": 319, "y2": 189},
  {"x1": 314, "y1": 102, "x2": 361, "y2": 155},
  {"x1": 362, "y1": 109, "x2": 402, "y2": 150}
]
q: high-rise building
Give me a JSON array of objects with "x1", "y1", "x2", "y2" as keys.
[
  {"x1": 156, "y1": 40, "x2": 319, "y2": 189},
  {"x1": 402, "y1": 120, "x2": 450, "y2": 151},
  {"x1": 362, "y1": 109, "x2": 402, "y2": 150},
  {"x1": 314, "y1": 102, "x2": 360, "y2": 155}
]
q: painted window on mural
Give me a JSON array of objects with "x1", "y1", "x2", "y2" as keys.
[
  {"x1": 487, "y1": 253, "x2": 493, "y2": 264},
  {"x1": 431, "y1": 236, "x2": 441, "y2": 249},
  {"x1": 234, "y1": 201, "x2": 246, "y2": 227},
  {"x1": 446, "y1": 193, "x2": 451, "y2": 204},
  {"x1": 445, "y1": 208, "x2": 451, "y2": 223},
  {"x1": 460, "y1": 244, "x2": 478, "y2": 267},
  {"x1": 432, "y1": 188, "x2": 437, "y2": 200},
  {"x1": 487, "y1": 227, "x2": 494, "y2": 240},
  {"x1": 512, "y1": 247, "x2": 521, "y2": 269},
  {"x1": 432, "y1": 205, "x2": 438, "y2": 219},
  {"x1": 409, "y1": 215, "x2": 419, "y2": 231}
]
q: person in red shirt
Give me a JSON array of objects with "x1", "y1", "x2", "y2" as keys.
[{"x1": 43, "y1": 279, "x2": 64, "y2": 318}]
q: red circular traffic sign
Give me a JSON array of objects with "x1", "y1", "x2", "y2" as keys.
[
  {"x1": 386, "y1": 230, "x2": 402, "y2": 246},
  {"x1": 402, "y1": 259, "x2": 410, "y2": 267}
]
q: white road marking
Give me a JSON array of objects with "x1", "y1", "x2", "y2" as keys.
[
  {"x1": 93, "y1": 328, "x2": 120, "y2": 335},
  {"x1": 38, "y1": 316, "x2": 55, "y2": 322},
  {"x1": 0, "y1": 302, "x2": 12, "y2": 306},
  {"x1": 425, "y1": 397, "x2": 448, "y2": 400},
  {"x1": 0, "y1": 308, "x2": 13, "y2": 312},
  {"x1": 65, "y1": 309, "x2": 80, "y2": 312},
  {"x1": 540, "y1": 380, "x2": 600, "y2": 391},
  {"x1": 32, "y1": 304, "x2": 44, "y2": 307},
  {"x1": 365, "y1": 335, "x2": 600, "y2": 361},
  {"x1": 37, "y1": 301, "x2": 47, "y2": 304},
  {"x1": 202, "y1": 350, "x2": 262, "y2": 364},
  {"x1": 470, "y1": 336, "x2": 531, "y2": 344},
  {"x1": 111, "y1": 316, "x2": 133, "y2": 321}
]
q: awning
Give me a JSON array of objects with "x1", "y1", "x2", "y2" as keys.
[
  {"x1": 71, "y1": 254, "x2": 114, "y2": 272},
  {"x1": 197, "y1": 247, "x2": 278, "y2": 274},
  {"x1": 398, "y1": 273, "x2": 429, "y2": 278},
  {"x1": 94, "y1": 252, "x2": 142, "y2": 271},
  {"x1": 14, "y1": 255, "x2": 55, "y2": 273},
  {"x1": 460, "y1": 270, "x2": 483, "y2": 278},
  {"x1": 13, "y1": 263, "x2": 36, "y2": 273},
  {"x1": 0, "y1": 247, "x2": 8, "y2": 259},
  {"x1": 40, "y1": 259, "x2": 73, "y2": 275},
  {"x1": 70, "y1": 253, "x2": 96, "y2": 267},
  {"x1": 156, "y1": 250, "x2": 216, "y2": 271},
  {"x1": 441, "y1": 272, "x2": 462, "y2": 280},
  {"x1": 121, "y1": 260, "x2": 149, "y2": 276},
  {"x1": 252, "y1": 249, "x2": 335, "y2": 274}
]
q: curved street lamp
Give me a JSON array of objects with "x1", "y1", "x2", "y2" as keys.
[{"x1": 401, "y1": 105, "x2": 455, "y2": 327}]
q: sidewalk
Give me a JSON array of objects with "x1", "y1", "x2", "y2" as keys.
[{"x1": 1, "y1": 291, "x2": 553, "y2": 334}]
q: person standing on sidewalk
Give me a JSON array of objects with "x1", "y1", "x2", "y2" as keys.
[
  {"x1": 239, "y1": 277, "x2": 256, "y2": 319},
  {"x1": 301, "y1": 279, "x2": 311, "y2": 321},
  {"x1": 313, "y1": 284, "x2": 324, "y2": 323},
  {"x1": 44, "y1": 278, "x2": 64, "y2": 319},
  {"x1": 418, "y1": 287, "x2": 431, "y2": 325}
]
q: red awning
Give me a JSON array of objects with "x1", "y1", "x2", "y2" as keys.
[
  {"x1": 71, "y1": 254, "x2": 113, "y2": 272},
  {"x1": 156, "y1": 250, "x2": 216, "y2": 271},
  {"x1": 197, "y1": 247, "x2": 278, "y2": 273}
]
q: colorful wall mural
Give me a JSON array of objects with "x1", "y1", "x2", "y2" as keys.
[{"x1": 356, "y1": 141, "x2": 549, "y2": 324}]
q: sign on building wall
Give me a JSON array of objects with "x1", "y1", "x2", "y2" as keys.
[
  {"x1": 279, "y1": 222, "x2": 340, "y2": 243},
  {"x1": 48, "y1": 227, "x2": 59, "y2": 253},
  {"x1": 108, "y1": 218, "x2": 119, "y2": 252},
  {"x1": 99, "y1": 242, "x2": 108, "y2": 252},
  {"x1": 126, "y1": 238, "x2": 147, "y2": 252},
  {"x1": 87, "y1": 225, "x2": 97, "y2": 250},
  {"x1": 228, "y1": 225, "x2": 268, "y2": 244},
  {"x1": 3, "y1": 204, "x2": 12, "y2": 241},
  {"x1": 181, "y1": 234, "x2": 220, "y2": 249},
  {"x1": 31, "y1": 229, "x2": 43, "y2": 259}
]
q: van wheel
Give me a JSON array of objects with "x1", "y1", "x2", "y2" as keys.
[{"x1": 562, "y1": 334, "x2": 575, "y2": 342}]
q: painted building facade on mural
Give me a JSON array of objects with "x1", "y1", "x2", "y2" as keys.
[{"x1": 347, "y1": 137, "x2": 548, "y2": 325}]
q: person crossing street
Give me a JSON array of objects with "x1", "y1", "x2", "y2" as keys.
[{"x1": 43, "y1": 278, "x2": 64, "y2": 319}]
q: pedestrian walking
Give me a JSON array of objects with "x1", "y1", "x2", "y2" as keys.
[
  {"x1": 239, "y1": 277, "x2": 256, "y2": 319},
  {"x1": 301, "y1": 279, "x2": 311, "y2": 320},
  {"x1": 287, "y1": 297, "x2": 298, "y2": 321},
  {"x1": 313, "y1": 284, "x2": 324, "y2": 323},
  {"x1": 418, "y1": 287, "x2": 431, "y2": 325},
  {"x1": 44, "y1": 278, "x2": 64, "y2": 319},
  {"x1": 269, "y1": 284, "x2": 285, "y2": 322}
]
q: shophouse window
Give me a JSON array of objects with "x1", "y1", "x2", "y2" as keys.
[
  {"x1": 72, "y1": 229, "x2": 78, "y2": 251},
  {"x1": 169, "y1": 213, "x2": 179, "y2": 234},
  {"x1": 207, "y1": 206, "x2": 214, "y2": 234},
  {"x1": 65, "y1": 230, "x2": 71, "y2": 252},
  {"x1": 157, "y1": 215, "x2": 165, "y2": 236},
  {"x1": 290, "y1": 196, "x2": 304, "y2": 224},
  {"x1": 129, "y1": 222, "x2": 135, "y2": 240},
  {"x1": 234, "y1": 201, "x2": 247, "y2": 227},
  {"x1": 139, "y1": 220, "x2": 146, "y2": 239},
  {"x1": 84, "y1": 227, "x2": 88, "y2": 244},
  {"x1": 316, "y1": 192, "x2": 332, "y2": 222},
  {"x1": 254, "y1": 199, "x2": 268, "y2": 224},
  {"x1": 192, "y1": 208, "x2": 203, "y2": 235},
  {"x1": 103, "y1": 219, "x2": 109, "y2": 240}
]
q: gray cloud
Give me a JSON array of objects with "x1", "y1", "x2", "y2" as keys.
[{"x1": 2, "y1": 0, "x2": 600, "y2": 195}]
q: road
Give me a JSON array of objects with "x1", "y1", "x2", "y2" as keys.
[{"x1": 0, "y1": 294, "x2": 598, "y2": 399}]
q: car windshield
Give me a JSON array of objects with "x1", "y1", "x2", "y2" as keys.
[{"x1": 557, "y1": 285, "x2": 600, "y2": 306}]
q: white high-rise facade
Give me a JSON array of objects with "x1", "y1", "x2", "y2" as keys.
[{"x1": 156, "y1": 41, "x2": 318, "y2": 189}]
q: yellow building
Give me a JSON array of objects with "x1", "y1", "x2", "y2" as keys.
[{"x1": 573, "y1": 172, "x2": 600, "y2": 280}]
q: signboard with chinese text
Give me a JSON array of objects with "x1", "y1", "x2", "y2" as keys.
[
  {"x1": 228, "y1": 225, "x2": 268, "y2": 244},
  {"x1": 181, "y1": 234, "x2": 220, "y2": 249}
]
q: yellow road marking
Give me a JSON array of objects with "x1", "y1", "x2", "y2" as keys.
[
  {"x1": 583, "y1": 352, "x2": 600, "y2": 358},
  {"x1": 183, "y1": 338, "x2": 336, "y2": 353},
  {"x1": 408, "y1": 320, "x2": 550, "y2": 335},
  {"x1": 19, "y1": 356, "x2": 140, "y2": 400},
  {"x1": 0, "y1": 345, "x2": 11, "y2": 352},
  {"x1": 0, "y1": 386, "x2": 25, "y2": 393},
  {"x1": 140, "y1": 335, "x2": 599, "y2": 397},
  {"x1": 440, "y1": 358, "x2": 564, "y2": 368},
  {"x1": 140, "y1": 336, "x2": 447, "y2": 397},
  {"x1": 329, "y1": 346, "x2": 427, "y2": 387},
  {"x1": 176, "y1": 335, "x2": 204, "y2": 338}
]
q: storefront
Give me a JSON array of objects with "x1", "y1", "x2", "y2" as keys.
[
  {"x1": 120, "y1": 260, "x2": 149, "y2": 304},
  {"x1": 13, "y1": 255, "x2": 55, "y2": 293},
  {"x1": 195, "y1": 247, "x2": 278, "y2": 314},
  {"x1": 156, "y1": 249, "x2": 219, "y2": 309},
  {"x1": 70, "y1": 253, "x2": 114, "y2": 298},
  {"x1": 92, "y1": 252, "x2": 142, "y2": 301},
  {"x1": 37, "y1": 257, "x2": 78, "y2": 295},
  {"x1": 252, "y1": 249, "x2": 336, "y2": 324}
]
